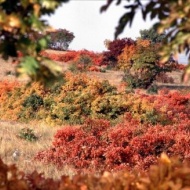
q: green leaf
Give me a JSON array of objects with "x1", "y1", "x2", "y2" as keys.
[
  {"x1": 38, "y1": 38, "x2": 47, "y2": 48},
  {"x1": 41, "y1": 59, "x2": 62, "y2": 77},
  {"x1": 36, "y1": 37, "x2": 48, "y2": 52},
  {"x1": 30, "y1": 15, "x2": 44, "y2": 30},
  {"x1": 17, "y1": 56, "x2": 39, "y2": 77},
  {"x1": 36, "y1": 59, "x2": 63, "y2": 87}
]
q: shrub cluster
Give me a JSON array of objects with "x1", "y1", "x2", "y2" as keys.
[
  {"x1": 0, "y1": 74, "x2": 127, "y2": 125},
  {"x1": 41, "y1": 49, "x2": 103, "y2": 66},
  {"x1": 120, "y1": 39, "x2": 178, "y2": 89},
  {"x1": 0, "y1": 78, "x2": 190, "y2": 126},
  {"x1": 69, "y1": 54, "x2": 100, "y2": 73},
  {"x1": 101, "y1": 38, "x2": 135, "y2": 67},
  {"x1": 1, "y1": 153, "x2": 190, "y2": 189},
  {"x1": 40, "y1": 39, "x2": 182, "y2": 89},
  {"x1": 35, "y1": 115, "x2": 190, "y2": 173},
  {"x1": 102, "y1": 38, "x2": 178, "y2": 89}
]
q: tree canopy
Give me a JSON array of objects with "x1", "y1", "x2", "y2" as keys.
[
  {"x1": 47, "y1": 29, "x2": 75, "y2": 51},
  {"x1": 101, "y1": 0, "x2": 190, "y2": 81},
  {"x1": 0, "y1": 0, "x2": 69, "y2": 85},
  {"x1": 139, "y1": 28, "x2": 166, "y2": 44}
]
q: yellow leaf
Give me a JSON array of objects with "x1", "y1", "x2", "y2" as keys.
[
  {"x1": 8, "y1": 15, "x2": 21, "y2": 28},
  {"x1": 33, "y1": 4, "x2": 40, "y2": 16}
]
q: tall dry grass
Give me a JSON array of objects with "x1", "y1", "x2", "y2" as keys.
[{"x1": 0, "y1": 120, "x2": 76, "y2": 179}]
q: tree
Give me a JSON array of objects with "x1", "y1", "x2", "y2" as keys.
[
  {"x1": 101, "y1": 0, "x2": 190, "y2": 81},
  {"x1": 139, "y1": 28, "x2": 166, "y2": 44},
  {"x1": 102, "y1": 38, "x2": 134, "y2": 67},
  {"x1": 121, "y1": 39, "x2": 175, "y2": 89},
  {"x1": 0, "y1": 0, "x2": 69, "y2": 85},
  {"x1": 48, "y1": 29, "x2": 75, "y2": 51}
]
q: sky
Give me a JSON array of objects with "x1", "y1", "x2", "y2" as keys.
[{"x1": 45, "y1": 0, "x2": 157, "y2": 52}]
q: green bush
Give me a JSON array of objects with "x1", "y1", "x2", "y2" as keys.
[
  {"x1": 23, "y1": 94, "x2": 43, "y2": 111},
  {"x1": 123, "y1": 72, "x2": 147, "y2": 89},
  {"x1": 146, "y1": 84, "x2": 158, "y2": 94},
  {"x1": 69, "y1": 55, "x2": 93, "y2": 73},
  {"x1": 68, "y1": 63, "x2": 79, "y2": 73},
  {"x1": 18, "y1": 127, "x2": 38, "y2": 142}
]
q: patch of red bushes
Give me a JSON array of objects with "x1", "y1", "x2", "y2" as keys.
[{"x1": 41, "y1": 50, "x2": 103, "y2": 66}]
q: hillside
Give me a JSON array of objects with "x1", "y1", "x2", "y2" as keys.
[{"x1": 0, "y1": 53, "x2": 189, "y2": 89}]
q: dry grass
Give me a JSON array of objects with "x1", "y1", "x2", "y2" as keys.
[{"x1": 0, "y1": 120, "x2": 76, "y2": 179}]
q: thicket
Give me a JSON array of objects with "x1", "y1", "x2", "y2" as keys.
[
  {"x1": 119, "y1": 39, "x2": 177, "y2": 89},
  {"x1": 1, "y1": 74, "x2": 190, "y2": 176},
  {"x1": 0, "y1": 73, "x2": 127, "y2": 125},
  {"x1": 41, "y1": 39, "x2": 180, "y2": 89},
  {"x1": 1, "y1": 153, "x2": 190, "y2": 189},
  {"x1": 98, "y1": 37, "x2": 179, "y2": 89},
  {"x1": 41, "y1": 50, "x2": 103, "y2": 66},
  {"x1": 35, "y1": 112, "x2": 190, "y2": 173},
  {"x1": 0, "y1": 76, "x2": 190, "y2": 126}
]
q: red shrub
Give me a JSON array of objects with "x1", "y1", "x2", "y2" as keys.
[
  {"x1": 176, "y1": 64, "x2": 186, "y2": 70},
  {"x1": 40, "y1": 50, "x2": 103, "y2": 66},
  {"x1": 2, "y1": 77, "x2": 189, "y2": 174},
  {"x1": 0, "y1": 80, "x2": 19, "y2": 96},
  {"x1": 35, "y1": 114, "x2": 190, "y2": 174},
  {"x1": 59, "y1": 51, "x2": 78, "y2": 62},
  {"x1": 88, "y1": 66, "x2": 100, "y2": 72}
]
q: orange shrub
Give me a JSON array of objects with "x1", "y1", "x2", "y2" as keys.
[{"x1": 117, "y1": 43, "x2": 136, "y2": 70}]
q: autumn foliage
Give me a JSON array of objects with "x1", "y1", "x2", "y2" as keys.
[
  {"x1": 0, "y1": 59, "x2": 189, "y2": 184},
  {"x1": 1, "y1": 153, "x2": 190, "y2": 189},
  {"x1": 41, "y1": 50, "x2": 103, "y2": 66},
  {"x1": 0, "y1": 76, "x2": 190, "y2": 126},
  {"x1": 101, "y1": 38, "x2": 135, "y2": 67},
  {"x1": 119, "y1": 39, "x2": 178, "y2": 88},
  {"x1": 35, "y1": 110, "x2": 190, "y2": 173},
  {"x1": 1, "y1": 77, "x2": 190, "y2": 175}
]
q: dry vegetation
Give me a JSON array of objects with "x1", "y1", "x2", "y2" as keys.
[
  {"x1": 0, "y1": 120, "x2": 77, "y2": 179},
  {"x1": 0, "y1": 51, "x2": 189, "y2": 179}
]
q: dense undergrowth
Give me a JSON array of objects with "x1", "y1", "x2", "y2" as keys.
[
  {"x1": 1, "y1": 153, "x2": 190, "y2": 189},
  {"x1": 0, "y1": 72, "x2": 190, "y2": 126},
  {"x1": 35, "y1": 116, "x2": 190, "y2": 174},
  {"x1": 0, "y1": 71, "x2": 190, "y2": 175},
  {"x1": 0, "y1": 47, "x2": 189, "y2": 188}
]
